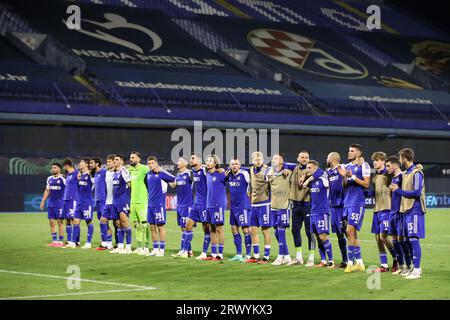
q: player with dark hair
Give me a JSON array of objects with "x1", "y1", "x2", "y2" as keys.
[
  {"x1": 371, "y1": 151, "x2": 398, "y2": 272},
  {"x1": 40, "y1": 162, "x2": 65, "y2": 247},
  {"x1": 338, "y1": 144, "x2": 371, "y2": 273}
]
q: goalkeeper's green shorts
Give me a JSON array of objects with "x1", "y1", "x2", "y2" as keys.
[{"x1": 129, "y1": 203, "x2": 147, "y2": 222}]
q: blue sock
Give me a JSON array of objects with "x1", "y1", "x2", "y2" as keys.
[
  {"x1": 264, "y1": 245, "x2": 270, "y2": 258},
  {"x1": 388, "y1": 246, "x2": 397, "y2": 260},
  {"x1": 218, "y1": 243, "x2": 224, "y2": 255},
  {"x1": 406, "y1": 239, "x2": 414, "y2": 265},
  {"x1": 106, "y1": 232, "x2": 112, "y2": 242},
  {"x1": 203, "y1": 232, "x2": 210, "y2": 253},
  {"x1": 86, "y1": 223, "x2": 94, "y2": 243},
  {"x1": 181, "y1": 231, "x2": 186, "y2": 251},
  {"x1": 393, "y1": 240, "x2": 404, "y2": 265},
  {"x1": 66, "y1": 225, "x2": 72, "y2": 243},
  {"x1": 348, "y1": 245, "x2": 355, "y2": 263},
  {"x1": 253, "y1": 244, "x2": 260, "y2": 256},
  {"x1": 184, "y1": 231, "x2": 193, "y2": 251},
  {"x1": 100, "y1": 222, "x2": 108, "y2": 242},
  {"x1": 153, "y1": 241, "x2": 159, "y2": 250},
  {"x1": 233, "y1": 233, "x2": 242, "y2": 255},
  {"x1": 410, "y1": 238, "x2": 422, "y2": 269},
  {"x1": 211, "y1": 243, "x2": 217, "y2": 255},
  {"x1": 318, "y1": 240, "x2": 326, "y2": 261},
  {"x1": 71, "y1": 225, "x2": 80, "y2": 243},
  {"x1": 277, "y1": 228, "x2": 286, "y2": 256},
  {"x1": 400, "y1": 240, "x2": 411, "y2": 267},
  {"x1": 244, "y1": 233, "x2": 252, "y2": 256},
  {"x1": 379, "y1": 252, "x2": 388, "y2": 265},
  {"x1": 159, "y1": 241, "x2": 166, "y2": 250},
  {"x1": 354, "y1": 246, "x2": 362, "y2": 260},
  {"x1": 125, "y1": 227, "x2": 132, "y2": 245},
  {"x1": 58, "y1": 233, "x2": 64, "y2": 242},
  {"x1": 117, "y1": 228, "x2": 124, "y2": 245},
  {"x1": 338, "y1": 235, "x2": 348, "y2": 262},
  {"x1": 76, "y1": 229, "x2": 80, "y2": 243},
  {"x1": 323, "y1": 239, "x2": 333, "y2": 261},
  {"x1": 51, "y1": 232, "x2": 57, "y2": 241}
]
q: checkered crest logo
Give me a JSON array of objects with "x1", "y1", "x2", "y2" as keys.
[{"x1": 248, "y1": 29, "x2": 314, "y2": 69}]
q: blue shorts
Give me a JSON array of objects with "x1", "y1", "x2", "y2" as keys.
[
  {"x1": 148, "y1": 206, "x2": 167, "y2": 225},
  {"x1": 310, "y1": 213, "x2": 330, "y2": 235},
  {"x1": 250, "y1": 205, "x2": 273, "y2": 228},
  {"x1": 330, "y1": 206, "x2": 346, "y2": 234},
  {"x1": 272, "y1": 208, "x2": 290, "y2": 228},
  {"x1": 230, "y1": 208, "x2": 251, "y2": 227},
  {"x1": 62, "y1": 200, "x2": 76, "y2": 219},
  {"x1": 74, "y1": 204, "x2": 93, "y2": 220},
  {"x1": 388, "y1": 212, "x2": 401, "y2": 236},
  {"x1": 344, "y1": 206, "x2": 365, "y2": 231},
  {"x1": 48, "y1": 207, "x2": 64, "y2": 220},
  {"x1": 405, "y1": 211, "x2": 425, "y2": 239},
  {"x1": 95, "y1": 200, "x2": 106, "y2": 220},
  {"x1": 372, "y1": 210, "x2": 390, "y2": 234},
  {"x1": 189, "y1": 205, "x2": 208, "y2": 223},
  {"x1": 102, "y1": 204, "x2": 113, "y2": 220},
  {"x1": 207, "y1": 206, "x2": 225, "y2": 225},
  {"x1": 176, "y1": 207, "x2": 190, "y2": 227},
  {"x1": 111, "y1": 202, "x2": 130, "y2": 220}
]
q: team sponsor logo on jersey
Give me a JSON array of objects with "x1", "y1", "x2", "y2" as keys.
[{"x1": 247, "y1": 29, "x2": 368, "y2": 79}]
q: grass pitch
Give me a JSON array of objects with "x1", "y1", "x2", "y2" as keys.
[{"x1": 0, "y1": 209, "x2": 449, "y2": 300}]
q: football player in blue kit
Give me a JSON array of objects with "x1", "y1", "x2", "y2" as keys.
[
  {"x1": 171, "y1": 157, "x2": 195, "y2": 259},
  {"x1": 95, "y1": 155, "x2": 116, "y2": 251},
  {"x1": 40, "y1": 163, "x2": 65, "y2": 247},
  {"x1": 324, "y1": 152, "x2": 348, "y2": 268},
  {"x1": 390, "y1": 148, "x2": 426, "y2": 280},
  {"x1": 386, "y1": 156, "x2": 411, "y2": 275},
  {"x1": 61, "y1": 158, "x2": 79, "y2": 246},
  {"x1": 65, "y1": 158, "x2": 95, "y2": 249},
  {"x1": 225, "y1": 158, "x2": 252, "y2": 262},
  {"x1": 189, "y1": 154, "x2": 212, "y2": 260},
  {"x1": 109, "y1": 155, "x2": 132, "y2": 254},
  {"x1": 205, "y1": 154, "x2": 227, "y2": 261},
  {"x1": 90, "y1": 158, "x2": 108, "y2": 244},
  {"x1": 338, "y1": 144, "x2": 371, "y2": 273},
  {"x1": 147, "y1": 156, "x2": 175, "y2": 257},
  {"x1": 303, "y1": 160, "x2": 334, "y2": 268}
]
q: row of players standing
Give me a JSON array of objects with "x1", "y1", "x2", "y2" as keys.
[{"x1": 41, "y1": 145, "x2": 425, "y2": 279}]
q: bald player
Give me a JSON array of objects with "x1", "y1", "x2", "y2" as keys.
[
  {"x1": 325, "y1": 152, "x2": 348, "y2": 267},
  {"x1": 289, "y1": 151, "x2": 316, "y2": 266}
]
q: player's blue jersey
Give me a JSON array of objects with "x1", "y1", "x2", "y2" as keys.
[
  {"x1": 94, "y1": 168, "x2": 107, "y2": 202},
  {"x1": 175, "y1": 170, "x2": 193, "y2": 208},
  {"x1": 147, "y1": 170, "x2": 175, "y2": 207},
  {"x1": 63, "y1": 169, "x2": 78, "y2": 201},
  {"x1": 310, "y1": 176, "x2": 330, "y2": 215},
  {"x1": 326, "y1": 165, "x2": 345, "y2": 207},
  {"x1": 77, "y1": 172, "x2": 94, "y2": 206},
  {"x1": 192, "y1": 167, "x2": 207, "y2": 206},
  {"x1": 46, "y1": 175, "x2": 65, "y2": 207},
  {"x1": 391, "y1": 172, "x2": 403, "y2": 214},
  {"x1": 206, "y1": 170, "x2": 227, "y2": 208},
  {"x1": 343, "y1": 162, "x2": 371, "y2": 208},
  {"x1": 113, "y1": 167, "x2": 130, "y2": 204},
  {"x1": 226, "y1": 170, "x2": 250, "y2": 212}
]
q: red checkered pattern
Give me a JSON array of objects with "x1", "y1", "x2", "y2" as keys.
[{"x1": 248, "y1": 29, "x2": 314, "y2": 68}]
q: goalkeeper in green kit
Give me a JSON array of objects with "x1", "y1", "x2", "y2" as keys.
[{"x1": 128, "y1": 151, "x2": 150, "y2": 255}]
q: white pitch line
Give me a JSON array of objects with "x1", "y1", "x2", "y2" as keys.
[
  {"x1": 0, "y1": 288, "x2": 152, "y2": 300},
  {"x1": 0, "y1": 269, "x2": 156, "y2": 290}
]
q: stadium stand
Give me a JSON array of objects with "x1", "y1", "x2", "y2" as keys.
[{"x1": 0, "y1": 0, "x2": 449, "y2": 131}]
